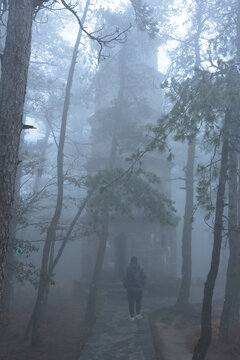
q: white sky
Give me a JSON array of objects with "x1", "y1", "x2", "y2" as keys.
[{"x1": 158, "y1": 46, "x2": 171, "y2": 73}]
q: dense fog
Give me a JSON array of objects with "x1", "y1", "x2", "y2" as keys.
[{"x1": 0, "y1": 1, "x2": 239, "y2": 360}]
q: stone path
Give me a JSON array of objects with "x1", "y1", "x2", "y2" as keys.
[{"x1": 78, "y1": 284, "x2": 171, "y2": 360}]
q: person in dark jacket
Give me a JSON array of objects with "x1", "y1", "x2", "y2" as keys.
[{"x1": 123, "y1": 256, "x2": 146, "y2": 321}]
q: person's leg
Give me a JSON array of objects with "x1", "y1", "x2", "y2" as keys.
[
  {"x1": 136, "y1": 291, "x2": 142, "y2": 315},
  {"x1": 133, "y1": 291, "x2": 137, "y2": 316},
  {"x1": 127, "y1": 291, "x2": 135, "y2": 318}
]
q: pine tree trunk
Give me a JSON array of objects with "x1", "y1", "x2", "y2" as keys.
[
  {"x1": 192, "y1": 111, "x2": 230, "y2": 360},
  {"x1": 218, "y1": 119, "x2": 239, "y2": 342},
  {"x1": 176, "y1": 0, "x2": 202, "y2": 308},
  {"x1": 231, "y1": 157, "x2": 240, "y2": 322},
  {"x1": 84, "y1": 222, "x2": 108, "y2": 323},
  {"x1": 2, "y1": 246, "x2": 14, "y2": 317},
  {"x1": 230, "y1": 0, "x2": 240, "y2": 325},
  {"x1": 218, "y1": 0, "x2": 240, "y2": 341},
  {"x1": 176, "y1": 138, "x2": 195, "y2": 308},
  {"x1": 2, "y1": 144, "x2": 24, "y2": 318},
  {"x1": 29, "y1": 227, "x2": 53, "y2": 345},
  {"x1": 0, "y1": 0, "x2": 33, "y2": 306}
]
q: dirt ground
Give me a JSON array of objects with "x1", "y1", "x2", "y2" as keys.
[
  {"x1": 151, "y1": 302, "x2": 240, "y2": 360},
  {"x1": 0, "y1": 284, "x2": 87, "y2": 360}
]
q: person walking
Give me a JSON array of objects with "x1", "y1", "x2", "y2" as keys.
[{"x1": 123, "y1": 256, "x2": 146, "y2": 321}]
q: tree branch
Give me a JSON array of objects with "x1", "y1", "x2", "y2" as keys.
[
  {"x1": 49, "y1": 189, "x2": 94, "y2": 274},
  {"x1": 60, "y1": 0, "x2": 131, "y2": 62}
]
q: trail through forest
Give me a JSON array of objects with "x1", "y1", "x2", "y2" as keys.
[{"x1": 0, "y1": 284, "x2": 240, "y2": 360}]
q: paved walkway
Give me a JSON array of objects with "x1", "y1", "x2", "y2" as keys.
[{"x1": 79, "y1": 284, "x2": 172, "y2": 360}]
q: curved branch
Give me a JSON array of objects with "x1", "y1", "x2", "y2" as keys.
[{"x1": 61, "y1": 0, "x2": 131, "y2": 62}]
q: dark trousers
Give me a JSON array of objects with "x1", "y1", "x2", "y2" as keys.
[{"x1": 127, "y1": 290, "x2": 142, "y2": 317}]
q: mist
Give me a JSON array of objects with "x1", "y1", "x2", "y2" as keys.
[{"x1": 0, "y1": 1, "x2": 239, "y2": 360}]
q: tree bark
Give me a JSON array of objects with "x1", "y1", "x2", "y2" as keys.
[
  {"x1": 84, "y1": 222, "x2": 108, "y2": 323},
  {"x1": 229, "y1": 0, "x2": 240, "y2": 326},
  {"x1": 218, "y1": 118, "x2": 239, "y2": 342},
  {"x1": 192, "y1": 111, "x2": 230, "y2": 360},
  {"x1": 2, "y1": 137, "x2": 24, "y2": 318},
  {"x1": 176, "y1": 138, "x2": 195, "y2": 307},
  {"x1": 0, "y1": 0, "x2": 33, "y2": 306},
  {"x1": 218, "y1": 0, "x2": 240, "y2": 341},
  {"x1": 232, "y1": 156, "x2": 240, "y2": 322},
  {"x1": 176, "y1": 0, "x2": 202, "y2": 308}
]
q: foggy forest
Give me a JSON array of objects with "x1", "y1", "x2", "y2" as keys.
[{"x1": 1, "y1": 0, "x2": 240, "y2": 359}]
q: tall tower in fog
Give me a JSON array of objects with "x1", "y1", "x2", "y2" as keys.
[{"x1": 81, "y1": 25, "x2": 178, "y2": 282}]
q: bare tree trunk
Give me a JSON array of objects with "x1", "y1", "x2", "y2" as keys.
[
  {"x1": 176, "y1": 138, "x2": 195, "y2": 307},
  {"x1": 192, "y1": 111, "x2": 230, "y2": 360},
  {"x1": 218, "y1": 118, "x2": 239, "y2": 342},
  {"x1": 84, "y1": 221, "x2": 108, "y2": 323},
  {"x1": 1, "y1": 253, "x2": 14, "y2": 317},
  {"x1": 176, "y1": 0, "x2": 202, "y2": 308},
  {"x1": 218, "y1": 0, "x2": 240, "y2": 341},
  {"x1": 228, "y1": 0, "x2": 240, "y2": 326},
  {"x1": 0, "y1": 0, "x2": 33, "y2": 306},
  {"x1": 26, "y1": 0, "x2": 91, "y2": 345},
  {"x1": 231, "y1": 156, "x2": 240, "y2": 322},
  {"x1": 29, "y1": 226, "x2": 54, "y2": 345}
]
